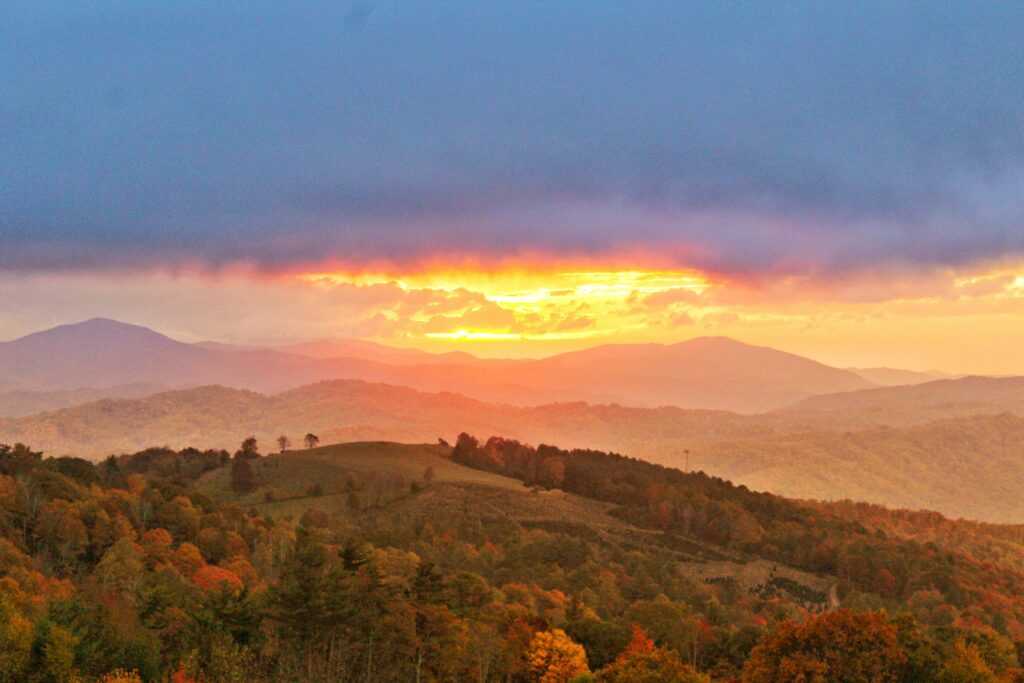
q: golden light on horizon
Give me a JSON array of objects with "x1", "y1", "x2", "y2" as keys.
[
  {"x1": 272, "y1": 258, "x2": 1024, "y2": 372},
  {"x1": 297, "y1": 266, "x2": 716, "y2": 343}
]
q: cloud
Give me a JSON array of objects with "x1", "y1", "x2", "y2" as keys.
[{"x1": 3, "y1": 3, "x2": 1024, "y2": 278}]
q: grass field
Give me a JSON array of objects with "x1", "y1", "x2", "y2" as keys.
[
  {"x1": 198, "y1": 441, "x2": 525, "y2": 512},
  {"x1": 197, "y1": 440, "x2": 830, "y2": 602}
]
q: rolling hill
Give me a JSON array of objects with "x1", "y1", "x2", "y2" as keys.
[
  {"x1": 0, "y1": 382, "x2": 166, "y2": 418},
  {"x1": 778, "y1": 375, "x2": 1024, "y2": 428},
  {"x1": 0, "y1": 380, "x2": 773, "y2": 461},
  {"x1": 7, "y1": 376, "x2": 1024, "y2": 522},
  {"x1": 689, "y1": 413, "x2": 1024, "y2": 522},
  {"x1": 845, "y1": 367, "x2": 956, "y2": 386}
]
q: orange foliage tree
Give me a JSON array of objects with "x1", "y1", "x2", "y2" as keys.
[
  {"x1": 594, "y1": 625, "x2": 710, "y2": 683},
  {"x1": 527, "y1": 628, "x2": 590, "y2": 683},
  {"x1": 741, "y1": 610, "x2": 908, "y2": 683},
  {"x1": 192, "y1": 565, "x2": 243, "y2": 593}
]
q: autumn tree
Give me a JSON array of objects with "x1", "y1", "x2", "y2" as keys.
[
  {"x1": 527, "y1": 628, "x2": 590, "y2": 683},
  {"x1": 623, "y1": 596, "x2": 701, "y2": 668},
  {"x1": 741, "y1": 610, "x2": 909, "y2": 683},
  {"x1": 594, "y1": 626, "x2": 710, "y2": 683},
  {"x1": 236, "y1": 437, "x2": 260, "y2": 460},
  {"x1": 41, "y1": 624, "x2": 79, "y2": 683},
  {"x1": 0, "y1": 594, "x2": 33, "y2": 681},
  {"x1": 96, "y1": 537, "x2": 145, "y2": 593},
  {"x1": 231, "y1": 457, "x2": 256, "y2": 494},
  {"x1": 0, "y1": 442, "x2": 43, "y2": 476}
]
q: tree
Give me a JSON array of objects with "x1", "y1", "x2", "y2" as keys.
[
  {"x1": 938, "y1": 640, "x2": 1000, "y2": 683},
  {"x1": 527, "y1": 628, "x2": 590, "y2": 683},
  {"x1": 304, "y1": 433, "x2": 320, "y2": 449},
  {"x1": 96, "y1": 537, "x2": 146, "y2": 592},
  {"x1": 623, "y1": 597, "x2": 701, "y2": 667},
  {"x1": 0, "y1": 594, "x2": 33, "y2": 681},
  {"x1": 236, "y1": 437, "x2": 260, "y2": 460},
  {"x1": 0, "y1": 442, "x2": 43, "y2": 476},
  {"x1": 193, "y1": 565, "x2": 244, "y2": 593},
  {"x1": 741, "y1": 610, "x2": 908, "y2": 683},
  {"x1": 231, "y1": 457, "x2": 256, "y2": 494},
  {"x1": 41, "y1": 624, "x2": 79, "y2": 683},
  {"x1": 277, "y1": 435, "x2": 291, "y2": 452},
  {"x1": 594, "y1": 626, "x2": 710, "y2": 683}
]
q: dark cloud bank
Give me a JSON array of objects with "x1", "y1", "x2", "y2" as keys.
[{"x1": 2, "y1": 1, "x2": 1023, "y2": 275}]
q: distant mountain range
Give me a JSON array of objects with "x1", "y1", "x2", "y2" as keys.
[
  {"x1": 0, "y1": 383, "x2": 167, "y2": 418},
  {"x1": 844, "y1": 366, "x2": 958, "y2": 386},
  {"x1": 5, "y1": 372, "x2": 1024, "y2": 522},
  {"x1": 8, "y1": 318, "x2": 1022, "y2": 521},
  {"x1": 776, "y1": 375, "x2": 1024, "y2": 429},
  {"x1": 0, "y1": 318, "x2": 876, "y2": 414}
]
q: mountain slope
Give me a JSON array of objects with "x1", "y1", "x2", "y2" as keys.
[
  {"x1": 0, "y1": 380, "x2": 771, "y2": 461},
  {"x1": 846, "y1": 367, "x2": 955, "y2": 386},
  {"x1": 520, "y1": 336, "x2": 874, "y2": 412},
  {"x1": 0, "y1": 383, "x2": 166, "y2": 418},
  {"x1": 0, "y1": 319, "x2": 875, "y2": 412},
  {"x1": 9, "y1": 377, "x2": 1024, "y2": 522},
  {"x1": 690, "y1": 413, "x2": 1024, "y2": 522},
  {"x1": 778, "y1": 375, "x2": 1024, "y2": 428}
]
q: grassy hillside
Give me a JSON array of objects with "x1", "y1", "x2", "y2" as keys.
[
  {"x1": 199, "y1": 441, "x2": 524, "y2": 505},
  {"x1": 198, "y1": 441, "x2": 735, "y2": 564}
]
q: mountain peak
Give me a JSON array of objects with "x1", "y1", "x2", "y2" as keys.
[{"x1": 8, "y1": 318, "x2": 175, "y2": 345}]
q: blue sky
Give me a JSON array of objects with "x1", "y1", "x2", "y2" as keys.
[{"x1": 4, "y1": 1, "x2": 1024, "y2": 277}]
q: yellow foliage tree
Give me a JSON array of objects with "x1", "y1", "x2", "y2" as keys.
[
  {"x1": 527, "y1": 628, "x2": 590, "y2": 683},
  {"x1": 96, "y1": 669, "x2": 144, "y2": 683},
  {"x1": 0, "y1": 594, "x2": 34, "y2": 681}
]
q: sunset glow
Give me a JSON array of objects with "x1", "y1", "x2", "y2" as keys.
[{"x1": 5, "y1": 1, "x2": 1024, "y2": 375}]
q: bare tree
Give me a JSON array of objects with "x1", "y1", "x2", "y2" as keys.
[{"x1": 277, "y1": 435, "x2": 291, "y2": 452}]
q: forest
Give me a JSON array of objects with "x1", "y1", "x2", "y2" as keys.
[{"x1": 2, "y1": 437, "x2": 1024, "y2": 682}]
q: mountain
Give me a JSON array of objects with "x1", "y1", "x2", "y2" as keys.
[
  {"x1": 778, "y1": 375, "x2": 1024, "y2": 429},
  {"x1": 197, "y1": 337, "x2": 489, "y2": 366},
  {"x1": 0, "y1": 383, "x2": 166, "y2": 418},
  {"x1": 0, "y1": 319, "x2": 875, "y2": 413},
  {"x1": 846, "y1": 366, "x2": 956, "y2": 386},
  {"x1": 519, "y1": 336, "x2": 875, "y2": 412},
  {"x1": 689, "y1": 413, "x2": 1024, "y2": 522},
  {"x1": 0, "y1": 318, "x2": 315, "y2": 392},
  {"x1": 9, "y1": 376, "x2": 1024, "y2": 522},
  {"x1": 274, "y1": 338, "x2": 488, "y2": 366},
  {"x1": 0, "y1": 318, "x2": 490, "y2": 399},
  {"x1": 0, "y1": 380, "x2": 774, "y2": 461}
]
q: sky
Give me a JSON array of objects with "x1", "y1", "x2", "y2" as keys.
[{"x1": 3, "y1": 1, "x2": 1024, "y2": 372}]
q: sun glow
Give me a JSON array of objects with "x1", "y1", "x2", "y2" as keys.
[
  {"x1": 297, "y1": 267, "x2": 716, "y2": 344},
  {"x1": 281, "y1": 259, "x2": 1024, "y2": 370}
]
